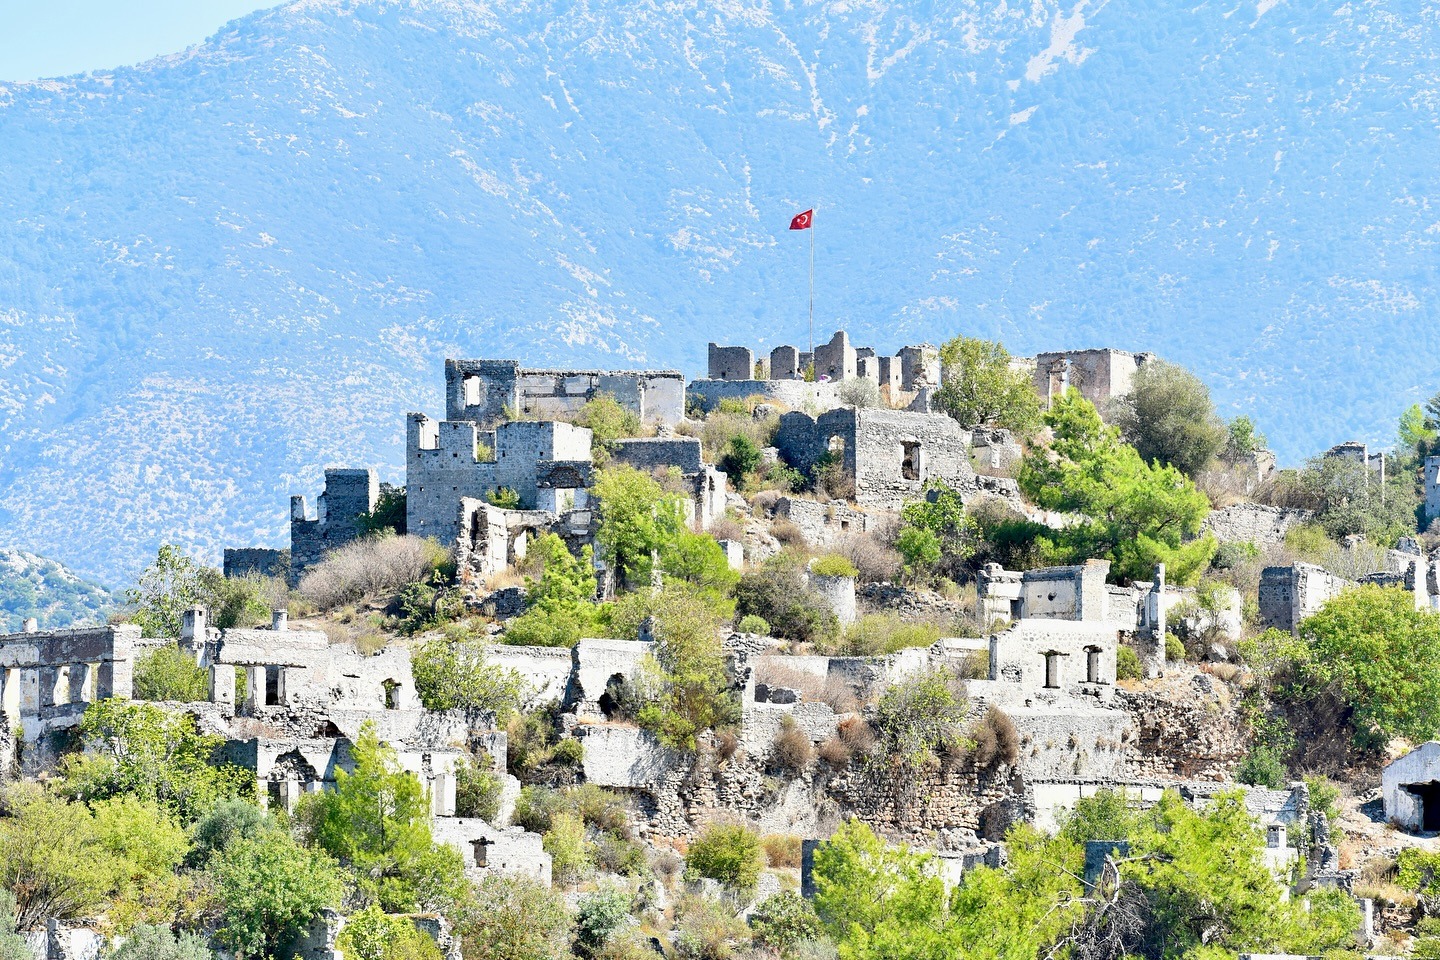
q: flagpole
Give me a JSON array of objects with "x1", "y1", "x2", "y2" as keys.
[{"x1": 808, "y1": 205, "x2": 815, "y2": 364}]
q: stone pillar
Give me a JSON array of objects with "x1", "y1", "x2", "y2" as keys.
[
  {"x1": 210, "y1": 664, "x2": 237, "y2": 705},
  {"x1": 1074, "y1": 559, "x2": 1111, "y2": 622},
  {"x1": 21, "y1": 618, "x2": 36, "y2": 634},
  {"x1": 272, "y1": 608, "x2": 289, "y2": 632},
  {"x1": 74, "y1": 663, "x2": 96, "y2": 704},
  {"x1": 244, "y1": 666, "x2": 267, "y2": 713},
  {"x1": 1142, "y1": 563, "x2": 1167, "y2": 680},
  {"x1": 1424, "y1": 456, "x2": 1440, "y2": 525},
  {"x1": 1415, "y1": 557, "x2": 1430, "y2": 612},
  {"x1": 18, "y1": 668, "x2": 40, "y2": 713},
  {"x1": 431, "y1": 771, "x2": 457, "y2": 818},
  {"x1": 38, "y1": 666, "x2": 62, "y2": 708}
]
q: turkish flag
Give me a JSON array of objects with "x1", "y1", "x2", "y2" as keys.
[{"x1": 789, "y1": 209, "x2": 813, "y2": 230}]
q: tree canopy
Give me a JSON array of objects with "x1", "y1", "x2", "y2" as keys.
[
  {"x1": 1019, "y1": 391, "x2": 1215, "y2": 583},
  {"x1": 934, "y1": 336, "x2": 1042, "y2": 436},
  {"x1": 1112, "y1": 359, "x2": 1228, "y2": 477}
]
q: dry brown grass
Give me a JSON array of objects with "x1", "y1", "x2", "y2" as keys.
[
  {"x1": 715, "y1": 729, "x2": 740, "y2": 762},
  {"x1": 754, "y1": 663, "x2": 859, "y2": 714},
  {"x1": 972, "y1": 706, "x2": 1020, "y2": 769},
  {"x1": 761, "y1": 833, "x2": 802, "y2": 868},
  {"x1": 1202, "y1": 662, "x2": 1242, "y2": 683},
  {"x1": 771, "y1": 717, "x2": 814, "y2": 776},
  {"x1": 299, "y1": 534, "x2": 449, "y2": 610},
  {"x1": 835, "y1": 533, "x2": 901, "y2": 584},
  {"x1": 817, "y1": 737, "x2": 852, "y2": 767},
  {"x1": 708, "y1": 517, "x2": 746, "y2": 544},
  {"x1": 837, "y1": 716, "x2": 878, "y2": 756},
  {"x1": 770, "y1": 518, "x2": 806, "y2": 548}
]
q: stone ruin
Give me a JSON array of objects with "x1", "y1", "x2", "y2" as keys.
[
  {"x1": 1022, "y1": 348, "x2": 1155, "y2": 411},
  {"x1": 690, "y1": 331, "x2": 941, "y2": 415},
  {"x1": 444, "y1": 358, "x2": 685, "y2": 429},
  {"x1": 290, "y1": 468, "x2": 382, "y2": 584}
]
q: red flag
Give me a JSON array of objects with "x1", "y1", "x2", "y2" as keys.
[{"x1": 789, "y1": 209, "x2": 813, "y2": 230}]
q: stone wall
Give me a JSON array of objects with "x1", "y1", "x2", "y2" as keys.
[
  {"x1": 685, "y1": 378, "x2": 842, "y2": 415},
  {"x1": 708, "y1": 343, "x2": 755, "y2": 381},
  {"x1": 483, "y1": 644, "x2": 574, "y2": 708},
  {"x1": 290, "y1": 468, "x2": 379, "y2": 583},
  {"x1": 571, "y1": 639, "x2": 654, "y2": 717},
  {"x1": 610, "y1": 437, "x2": 704, "y2": 474},
  {"x1": 1258, "y1": 563, "x2": 1351, "y2": 633},
  {"x1": 1027, "y1": 349, "x2": 1151, "y2": 411},
  {"x1": 1203, "y1": 503, "x2": 1314, "y2": 545},
  {"x1": 446, "y1": 358, "x2": 684, "y2": 427},
  {"x1": 223, "y1": 547, "x2": 290, "y2": 580},
  {"x1": 1427, "y1": 456, "x2": 1440, "y2": 525}
]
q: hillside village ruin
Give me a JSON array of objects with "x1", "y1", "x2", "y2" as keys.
[{"x1": 9, "y1": 329, "x2": 1440, "y2": 956}]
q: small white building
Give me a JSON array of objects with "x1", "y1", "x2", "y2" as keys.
[{"x1": 1383, "y1": 741, "x2": 1440, "y2": 832}]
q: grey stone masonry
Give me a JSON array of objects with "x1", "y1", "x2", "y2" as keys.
[
  {"x1": 445, "y1": 358, "x2": 685, "y2": 428},
  {"x1": 813, "y1": 330, "x2": 857, "y2": 382},
  {"x1": 290, "y1": 468, "x2": 379, "y2": 585},
  {"x1": 1202, "y1": 503, "x2": 1314, "y2": 546},
  {"x1": 770, "y1": 345, "x2": 801, "y2": 380},
  {"x1": 1258, "y1": 563, "x2": 1351, "y2": 633},
  {"x1": 708, "y1": 343, "x2": 755, "y2": 381},
  {"x1": 224, "y1": 548, "x2": 290, "y2": 580},
  {"x1": 1427, "y1": 456, "x2": 1440, "y2": 525},
  {"x1": 1025, "y1": 349, "x2": 1154, "y2": 410}
]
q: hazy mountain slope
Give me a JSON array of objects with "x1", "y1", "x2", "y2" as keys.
[
  {"x1": 0, "y1": 0, "x2": 1436, "y2": 583},
  {"x1": 0, "y1": 549, "x2": 116, "y2": 632}
]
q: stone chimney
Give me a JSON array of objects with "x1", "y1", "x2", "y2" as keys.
[
  {"x1": 22, "y1": 617, "x2": 37, "y2": 633},
  {"x1": 272, "y1": 609, "x2": 288, "y2": 632},
  {"x1": 180, "y1": 607, "x2": 207, "y2": 643}
]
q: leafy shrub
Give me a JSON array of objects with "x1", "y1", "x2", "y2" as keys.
[
  {"x1": 1116, "y1": 646, "x2": 1142, "y2": 680},
  {"x1": 454, "y1": 757, "x2": 502, "y2": 822},
  {"x1": 575, "y1": 886, "x2": 633, "y2": 958},
  {"x1": 457, "y1": 874, "x2": 571, "y2": 960},
  {"x1": 337, "y1": 905, "x2": 443, "y2": 960},
  {"x1": 761, "y1": 834, "x2": 802, "y2": 869},
  {"x1": 552, "y1": 738, "x2": 585, "y2": 767},
  {"x1": 1236, "y1": 744, "x2": 1287, "y2": 788},
  {"x1": 673, "y1": 895, "x2": 750, "y2": 960},
  {"x1": 356, "y1": 484, "x2": 408, "y2": 536},
  {"x1": 834, "y1": 532, "x2": 902, "y2": 584},
  {"x1": 133, "y1": 646, "x2": 210, "y2": 702},
  {"x1": 836, "y1": 378, "x2": 880, "y2": 409},
  {"x1": 720, "y1": 435, "x2": 763, "y2": 480},
  {"x1": 544, "y1": 813, "x2": 592, "y2": 886},
  {"x1": 1211, "y1": 541, "x2": 1259, "y2": 571},
  {"x1": 191, "y1": 798, "x2": 268, "y2": 865},
  {"x1": 1398, "y1": 848, "x2": 1440, "y2": 898},
  {"x1": 204, "y1": 571, "x2": 286, "y2": 630},
  {"x1": 873, "y1": 668, "x2": 969, "y2": 768},
  {"x1": 1112, "y1": 359, "x2": 1228, "y2": 477},
  {"x1": 109, "y1": 923, "x2": 215, "y2": 960},
  {"x1": 737, "y1": 614, "x2": 770, "y2": 635},
  {"x1": 298, "y1": 534, "x2": 449, "y2": 610},
  {"x1": 1164, "y1": 633, "x2": 1185, "y2": 662},
  {"x1": 592, "y1": 834, "x2": 650, "y2": 877},
  {"x1": 749, "y1": 891, "x2": 823, "y2": 952},
  {"x1": 485, "y1": 486, "x2": 523, "y2": 509},
  {"x1": 412, "y1": 635, "x2": 527, "y2": 717},
  {"x1": 0, "y1": 891, "x2": 33, "y2": 960},
  {"x1": 506, "y1": 711, "x2": 557, "y2": 780},
  {"x1": 934, "y1": 336, "x2": 1042, "y2": 435},
  {"x1": 809, "y1": 554, "x2": 858, "y2": 578},
  {"x1": 735, "y1": 555, "x2": 839, "y2": 646},
  {"x1": 825, "y1": 613, "x2": 941, "y2": 657},
  {"x1": 771, "y1": 716, "x2": 813, "y2": 777},
  {"x1": 685, "y1": 823, "x2": 764, "y2": 891}
]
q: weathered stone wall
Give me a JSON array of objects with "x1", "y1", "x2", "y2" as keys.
[
  {"x1": 571, "y1": 639, "x2": 654, "y2": 716},
  {"x1": 773, "y1": 498, "x2": 871, "y2": 548},
  {"x1": 1029, "y1": 349, "x2": 1150, "y2": 410},
  {"x1": 609, "y1": 437, "x2": 703, "y2": 474},
  {"x1": 433, "y1": 817, "x2": 552, "y2": 885},
  {"x1": 814, "y1": 331, "x2": 857, "y2": 382},
  {"x1": 1427, "y1": 456, "x2": 1440, "y2": 525},
  {"x1": 483, "y1": 644, "x2": 574, "y2": 708},
  {"x1": 1258, "y1": 563, "x2": 1351, "y2": 633},
  {"x1": 291, "y1": 468, "x2": 379, "y2": 583},
  {"x1": 1203, "y1": 503, "x2": 1314, "y2": 545},
  {"x1": 977, "y1": 619, "x2": 1121, "y2": 701},
  {"x1": 223, "y1": 548, "x2": 290, "y2": 580},
  {"x1": 446, "y1": 358, "x2": 684, "y2": 427},
  {"x1": 686, "y1": 378, "x2": 842, "y2": 415},
  {"x1": 708, "y1": 343, "x2": 754, "y2": 381},
  {"x1": 1118, "y1": 670, "x2": 1247, "y2": 780}
]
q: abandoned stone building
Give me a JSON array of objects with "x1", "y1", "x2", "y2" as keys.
[
  {"x1": 773, "y1": 405, "x2": 1020, "y2": 511},
  {"x1": 444, "y1": 358, "x2": 685, "y2": 428},
  {"x1": 1384, "y1": 742, "x2": 1440, "y2": 833},
  {"x1": 1021, "y1": 348, "x2": 1155, "y2": 411}
]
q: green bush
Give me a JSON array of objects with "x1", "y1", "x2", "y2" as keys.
[
  {"x1": 575, "y1": 887, "x2": 632, "y2": 958},
  {"x1": 454, "y1": 757, "x2": 503, "y2": 822},
  {"x1": 749, "y1": 891, "x2": 823, "y2": 952},
  {"x1": 735, "y1": 555, "x2": 839, "y2": 646},
  {"x1": 552, "y1": 738, "x2": 585, "y2": 767},
  {"x1": 336, "y1": 905, "x2": 444, "y2": 960},
  {"x1": 0, "y1": 891, "x2": 31, "y2": 960},
  {"x1": 1116, "y1": 646, "x2": 1142, "y2": 681},
  {"x1": 109, "y1": 923, "x2": 215, "y2": 960},
  {"x1": 721, "y1": 435, "x2": 762, "y2": 481},
  {"x1": 685, "y1": 823, "x2": 764, "y2": 891},
  {"x1": 809, "y1": 554, "x2": 858, "y2": 579},
  {"x1": 485, "y1": 487, "x2": 523, "y2": 509},
  {"x1": 544, "y1": 813, "x2": 592, "y2": 886},
  {"x1": 133, "y1": 646, "x2": 210, "y2": 702},
  {"x1": 1164, "y1": 633, "x2": 1185, "y2": 662},
  {"x1": 1235, "y1": 744, "x2": 1286, "y2": 789},
  {"x1": 826, "y1": 613, "x2": 942, "y2": 657},
  {"x1": 191, "y1": 798, "x2": 268, "y2": 865},
  {"x1": 873, "y1": 669, "x2": 970, "y2": 768},
  {"x1": 412, "y1": 635, "x2": 527, "y2": 717},
  {"x1": 934, "y1": 336, "x2": 1043, "y2": 436},
  {"x1": 737, "y1": 614, "x2": 770, "y2": 635},
  {"x1": 1398, "y1": 848, "x2": 1440, "y2": 898}
]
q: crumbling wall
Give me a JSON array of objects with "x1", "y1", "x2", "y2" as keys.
[
  {"x1": 446, "y1": 359, "x2": 684, "y2": 427},
  {"x1": 483, "y1": 645, "x2": 574, "y2": 708},
  {"x1": 1258, "y1": 563, "x2": 1351, "y2": 633},
  {"x1": 223, "y1": 548, "x2": 290, "y2": 580},
  {"x1": 773, "y1": 498, "x2": 870, "y2": 549},
  {"x1": 686, "y1": 378, "x2": 842, "y2": 415},
  {"x1": 291, "y1": 468, "x2": 379, "y2": 584},
  {"x1": 708, "y1": 343, "x2": 755, "y2": 381},
  {"x1": 610, "y1": 437, "x2": 703, "y2": 474},
  {"x1": 1029, "y1": 349, "x2": 1150, "y2": 411},
  {"x1": 1203, "y1": 503, "x2": 1314, "y2": 546}
]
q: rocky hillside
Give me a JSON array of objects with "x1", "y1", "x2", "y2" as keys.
[
  {"x1": 0, "y1": 548, "x2": 116, "y2": 631},
  {"x1": 0, "y1": 0, "x2": 1436, "y2": 581}
]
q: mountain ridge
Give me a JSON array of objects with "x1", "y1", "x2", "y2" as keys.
[{"x1": 0, "y1": 0, "x2": 1436, "y2": 583}]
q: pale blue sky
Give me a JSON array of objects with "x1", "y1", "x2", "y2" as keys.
[{"x1": 0, "y1": 0, "x2": 277, "y2": 81}]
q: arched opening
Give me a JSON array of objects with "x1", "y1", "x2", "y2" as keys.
[{"x1": 598, "y1": 673, "x2": 628, "y2": 720}]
